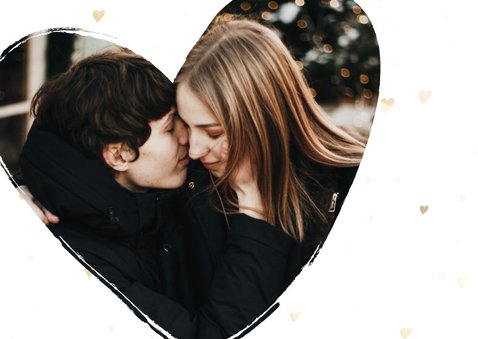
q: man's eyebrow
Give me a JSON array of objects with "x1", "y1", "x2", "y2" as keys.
[{"x1": 159, "y1": 112, "x2": 175, "y2": 126}]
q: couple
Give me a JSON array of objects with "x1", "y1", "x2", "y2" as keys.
[{"x1": 19, "y1": 19, "x2": 364, "y2": 338}]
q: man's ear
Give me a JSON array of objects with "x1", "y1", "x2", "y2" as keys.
[{"x1": 102, "y1": 143, "x2": 135, "y2": 172}]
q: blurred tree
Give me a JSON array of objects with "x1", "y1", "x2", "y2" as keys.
[{"x1": 217, "y1": 0, "x2": 380, "y2": 107}]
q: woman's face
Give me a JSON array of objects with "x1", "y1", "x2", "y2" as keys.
[{"x1": 176, "y1": 83, "x2": 229, "y2": 177}]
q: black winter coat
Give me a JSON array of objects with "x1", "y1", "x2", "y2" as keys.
[
  {"x1": 21, "y1": 124, "x2": 353, "y2": 338},
  {"x1": 19, "y1": 124, "x2": 180, "y2": 325},
  {"x1": 172, "y1": 160, "x2": 358, "y2": 333}
]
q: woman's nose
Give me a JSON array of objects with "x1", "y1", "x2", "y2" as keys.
[{"x1": 188, "y1": 132, "x2": 209, "y2": 160}]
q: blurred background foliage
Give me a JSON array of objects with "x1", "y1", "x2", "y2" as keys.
[{"x1": 217, "y1": 0, "x2": 380, "y2": 107}]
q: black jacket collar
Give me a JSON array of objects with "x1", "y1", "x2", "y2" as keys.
[{"x1": 20, "y1": 123, "x2": 177, "y2": 238}]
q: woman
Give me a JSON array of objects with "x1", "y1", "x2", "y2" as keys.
[
  {"x1": 175, "y1": 18, "x2": 364, "y2": 266},
  {"x1": 166, "y1": 17, "x2": 365, "y2": 338}
]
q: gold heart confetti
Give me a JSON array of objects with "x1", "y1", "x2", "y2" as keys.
[
  {"x1": 289, "y1": 311, "x2": 301, "y2": 321},
  {"x1": 418, "y1": 90, "x2": 432, "y2": 104},
  {"x1": 436, "y1": 271, "x2": 447, "y2": 280},
  {"x1": 85, "y1": 268, "x2": 93, "y2": 277},
  {"x1": 93, "y1": 10, "x2": 105, "y2": 22},
  {"x1": 457, "y1": 276, "x2": 469, "y2": 288},
  {"x1": 380, "y1": 98, "x2": 395, "y2": 112},
  {"x1": 420, "y1": 205, "x2": 429, "y2": 214},
  {"x1": 400, "y1": 328, "x2": 413, "y2": 339}
]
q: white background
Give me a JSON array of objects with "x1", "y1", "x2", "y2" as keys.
[{"x1": 1, "y1": 0, "x2": 478, "y2": 338}]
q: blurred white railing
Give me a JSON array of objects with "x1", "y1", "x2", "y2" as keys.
[{"x1": 0, "y1": 101, "x2": 29, "y2": 119}]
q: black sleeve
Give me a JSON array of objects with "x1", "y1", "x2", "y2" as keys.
[
  {"x1": 59, "y1": 216, "x2": 295, "y2": 339},
  {"x1": 159, "y1": 213, "x2": 295, "y2": 338},
  {"x1": 56, "y1": 240, "x2": 215, "y2": 339},
  {"x1": 199, "y1": 213, "x2": 295, "y2": 337},
  {"x1": 87, "y1": 257, "x2": 223, "y2": 339}
]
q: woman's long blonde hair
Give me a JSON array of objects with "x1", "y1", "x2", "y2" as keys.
[{"x1": 175, "y1": 18, "x2": 365, "y2": 242}]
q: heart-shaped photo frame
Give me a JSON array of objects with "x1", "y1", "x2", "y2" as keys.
[{"x1": 0, "y1": 1, "x2": 379, "y2": 338}]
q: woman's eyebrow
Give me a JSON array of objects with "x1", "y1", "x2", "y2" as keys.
[{"x1": 195, "y1": 123, "x2": 221, "y2": 128}]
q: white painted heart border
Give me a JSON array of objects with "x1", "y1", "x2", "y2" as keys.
[{"x1": 1, "y1": 1, "x2": 478, "y2": 338}]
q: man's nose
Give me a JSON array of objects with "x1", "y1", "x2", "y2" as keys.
[{"x1": 174, "y1": 119, "x2": 189, "y2": 146}]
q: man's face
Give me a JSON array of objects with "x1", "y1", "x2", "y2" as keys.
[{"x1": 115, "y1": 110, "x2": 190, "y2": 191}]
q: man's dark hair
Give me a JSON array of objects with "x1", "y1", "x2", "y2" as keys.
[{"x1": 31, "y1": 48, "x2": 174, "y2": 161}]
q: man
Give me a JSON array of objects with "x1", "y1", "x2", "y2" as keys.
[
  {"x1": 20, "y1": 49, "x2": 297, "y2": 339},
  {"x1": 19, "y1": 49, "x2": 192, "y2": 332}
]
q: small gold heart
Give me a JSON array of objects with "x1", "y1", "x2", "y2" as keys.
[
  {"x1": 400, "y1": 328, "x2": 412, "y2": 339},
  {"x1": 419, "y1": 205, "x2": 429, "y2": 214},
  {"x1": 85, "y1": 268, "x2": 93, "y2": 277},
  {"x1": 418, "y1": 90, "x2": 432, "y2": 104},
  {"x1": 93, "y1": 10, "x2": 105, "y2": 22},
  {"x1": 380, "y1": 98, "x2": 395, "y2": 112},
  {"x1": 457, "y1": 276, "x2": 469, "y2": 288},
  {"x1": 436, "y1": 272, "x2": 446, "y2": 280},
  {"x1": 289, "y1": 311, "x2": 300, "y2": 321}
]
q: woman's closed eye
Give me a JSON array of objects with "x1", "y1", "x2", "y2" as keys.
[{"x1": 207, "y1": 130, "x2": 224, "y2": 139}]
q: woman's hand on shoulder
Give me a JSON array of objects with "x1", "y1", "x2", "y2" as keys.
[{"x1": 18, "y1": 185, "x2": 60, "y2": 225}]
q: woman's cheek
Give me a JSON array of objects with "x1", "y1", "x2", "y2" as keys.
[{"x1": 220, "y1": 139, "x2": 229, "y2": 158}]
